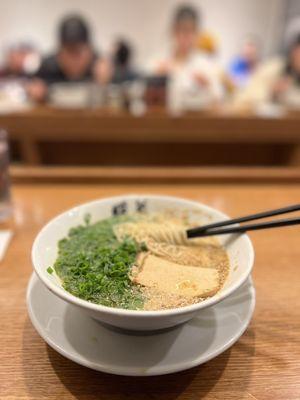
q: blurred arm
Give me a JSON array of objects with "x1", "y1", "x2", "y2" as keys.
[{"x1": 93, "y1": 58, "x2": 113, "y2": 85}]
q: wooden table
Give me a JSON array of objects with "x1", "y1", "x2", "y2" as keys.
[
  {"x1": 2, "y1": 107, "x2": 300, "y2": 165},
  {"x1": 1, "y1": 168, "x2": 300, "y2": 399}
]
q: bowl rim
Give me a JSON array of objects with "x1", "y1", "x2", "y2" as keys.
[{"x1": 32, "y1": 194, "x2": 255, "y2": 317}]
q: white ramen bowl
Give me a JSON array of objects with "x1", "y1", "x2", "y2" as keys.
[{"x1": 32, "y1": 195, "x2": 254, "y2": 331}]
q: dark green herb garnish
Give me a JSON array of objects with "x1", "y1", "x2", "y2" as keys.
[
  {"x1": 53, "y1": 215, "x2": 145, "y2": 310},
  {"x1": 47, "y1": 266, "x2": 54, "y2": 274}
]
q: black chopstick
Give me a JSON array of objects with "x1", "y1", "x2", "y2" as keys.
[
  {"x1": 187, "y1": 204, "x2": 300, "y2": 238},
  {"x1": 187, "y1": 216, "x2": 300, "y2": 238}
]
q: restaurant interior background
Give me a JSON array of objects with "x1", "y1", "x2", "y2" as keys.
[{"x1": 1, "y1": 0, "x2": 300, "y2": 167}]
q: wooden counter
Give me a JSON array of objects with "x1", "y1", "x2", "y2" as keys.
[
  {"x1": 2, "y1": 107, "x2": 300, "y2": 143},
  {"x1": 1, "y1": 169, "x2": 300, "y2": 399},
  {"x1": 2, "y1": 107, "x2": 300, "y2": 165},
  {"x1": 10, "y1": 165, "x2": 300, "y2": 184}
]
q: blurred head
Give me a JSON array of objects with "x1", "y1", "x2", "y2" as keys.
[
  {"x1": 5, "y1": 42, "x2": 36, "y2": 75},
  {"x1": 113, "y1": 40, "x2": 132, "y2": 68},
  {"x1": 57, "y1": 15, "x2": 93, "y2": 79},
  {"x1": 172, "y1": 4, "x2": 200, "y2": 56},
  {"x1": 240, "y1": 37, "x2": 261, "y2": 67},
  {"x1": 289, "y1": 35, "x2": 300, "y2": 75}
]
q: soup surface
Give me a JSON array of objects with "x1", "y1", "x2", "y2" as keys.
[{"x1": 51, "y1": 212, "x2": 230, "y2": 310}]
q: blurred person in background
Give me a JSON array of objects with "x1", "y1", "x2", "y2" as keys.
[
  {"x1": 150, "y1": 4, "x2": 223, "y2": 112},
  {"x1": 27, "y1": 14, "x2": 108, "y2": 102},
  {"x1": 0, "y1": 42, "x2": 40, "y2": 78},
  {"x1": 228, "y1": 36, "x2": 261, "y2": 88},
  {"x1": 110, "y1": 39, "x2": 139, "y2": 84},
  {"x1": 272, "y1": 35, "x2": 300, "y2": 107},
  {"x1": 232, "y1": 34, "x2": 300, "y2": 111},
  {"x1": 196, "y1": 31, "x2": 236, "y2": 97},
  {"x1": 197, "y1": 31, "x2": 218, "y2": 56},
  {"x1": 0, "y1": 42, "x2": 40, "y2": 112}
]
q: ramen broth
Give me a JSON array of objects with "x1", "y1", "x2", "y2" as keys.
[{"x1": 52, "y1": 212, "x2": 230, "y2": 311}]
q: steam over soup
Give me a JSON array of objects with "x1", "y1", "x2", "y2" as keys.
[{"x1": 52, "y1": 212, "x2": 230, "y2": 311}]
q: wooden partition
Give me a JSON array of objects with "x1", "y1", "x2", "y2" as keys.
[
  {"x1": 11, "y1": 165, "x2": 300, "y2": 184},
  {"x1": 2, "y1": 107, "x2": 300, "y2": 165}
]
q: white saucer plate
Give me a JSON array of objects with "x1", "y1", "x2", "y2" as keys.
[{"x1": 27, "y1": 273, "x2": 255, "y2": 376}]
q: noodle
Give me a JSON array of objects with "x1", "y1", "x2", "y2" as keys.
[{"x1": 114, "y1": 213, "x2": 230, "y2": 310}]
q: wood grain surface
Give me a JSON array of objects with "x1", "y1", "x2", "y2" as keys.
[
  {"x1": 2, "y1": 107, "x2": 300, "y2": 165},
  {"x1": 1, "y1": 179, "x2": 300, "y2": 399},
  {"x1": 10, "y1": 165, "x2": 300, "y2": 184},
  {"x1": 3, "y1": 107, "x2": 300, "y2": 143}
]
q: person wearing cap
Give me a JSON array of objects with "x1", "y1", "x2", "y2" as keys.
[{"x1": 27, "y1": 14, "x2": 107, "y2": 101}]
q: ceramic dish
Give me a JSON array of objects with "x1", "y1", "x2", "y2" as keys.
[
  {"x1": 32, "y1": 195, "x2": 254, "y2": 331},
  {"x1": 27, "y1": 273, "x2": 255, "y2": 376}
]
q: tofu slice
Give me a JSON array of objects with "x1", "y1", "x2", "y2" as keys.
[{"x1": 135, "y1": 254, "x2": 220, "y2": 298}]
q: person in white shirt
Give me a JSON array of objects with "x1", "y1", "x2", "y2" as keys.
[{"x1": 150, "y1": 4, "x2": 223, "y2": 112}]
